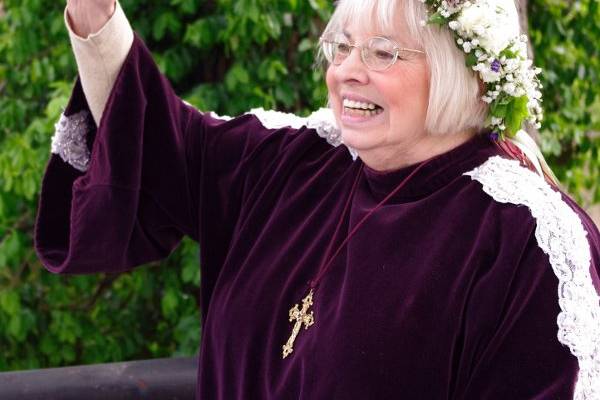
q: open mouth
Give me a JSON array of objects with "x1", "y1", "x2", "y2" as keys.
[{"x1": 342, "y1": 98, "x2": 384, "y2": 117}]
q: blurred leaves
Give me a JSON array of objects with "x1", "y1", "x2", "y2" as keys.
[{"x1": 529, "y1": 0, "x2": 600, "y2": 205}]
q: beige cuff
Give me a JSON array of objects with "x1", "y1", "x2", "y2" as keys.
[{"x1": 65, "y1": 0, "x2": 134, "y2": 126}]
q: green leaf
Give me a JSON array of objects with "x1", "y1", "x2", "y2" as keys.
[
  {"x1": 225, "y1": 64, "x2": 251, "y2": 91},
  {"x1": 298, "y1": 38, "x2": 314, "y2": 52},
  {"x1": 491, "y1": 103, "x2": 508, "y2": 118},
  {"x1": 161, "y1": 289, "x2": 179, "y2": 318},
  {"x1": 181, "y1": 262, "x2": 200, "y2": 285},
  {"x1": 427, "y1": 12, "x2": 447, "y2": 26},
  {"x1": 152, "y1": 12, "x2": 182, "y2": 41},
  {"x1": 499, "y1": 48, "x2": 518, "y2": 59},
  {"x1": 466, "y1": 52, "x2": 478, "y2": 67},
  {"x1": 8, "y1": 315, "x2": 24, "y2": 341},
  {"x1": 504, "y1": 95, "x2": 529, "y2": 136},
  {"x1": 0, "y1": 290, "x2": 21, "y2": 316}
]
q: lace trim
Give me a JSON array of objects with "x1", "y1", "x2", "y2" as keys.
[
  {"x1": 465, "y1": 155, "x2": 600, "y2": 400},
  {"x1": 181, "y1": 103, "x2": 358, "y2": 160},
  {"x1": 182, "y1": 100, "x2": 235, "y2": 121},
  {"x1": 50, "y1": 110, "x2": 93, "y2": 172},
  {"x1": 246, "y1": 107, "x2": 358, "y2": 161}
]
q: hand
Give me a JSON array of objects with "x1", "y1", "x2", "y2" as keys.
[{"x1": 66, "y1": 0, "x2": 116, "y2": 38}]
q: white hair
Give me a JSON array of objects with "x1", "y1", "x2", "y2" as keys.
[{"x1": 319, "y1": 0, "x2": 488, "y2": 136}]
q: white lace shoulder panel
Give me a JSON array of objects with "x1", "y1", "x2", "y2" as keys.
[
  {"x1": 182, "y1": 100, "x2": 235, "y2": 122},
  {"x1": 465, "y1": 155, "x2": 600, "y2": 400},
  {"x1": 244, "y1": 107, "x2": 358, "y2": 161},
  {"x1": 180, "y1": 103, "x2": 358, "y2": 160},
  {"x1": 50, "y1": 110, "x2": 93, "y2": 172}
]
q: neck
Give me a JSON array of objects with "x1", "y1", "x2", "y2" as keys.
[{"x1": 357, "y1": 130, "x2": 477, "y2": 172}]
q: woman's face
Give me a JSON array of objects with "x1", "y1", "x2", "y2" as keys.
[{"x1": 326, "y1": 18, "x2": 430, "y2": 170}]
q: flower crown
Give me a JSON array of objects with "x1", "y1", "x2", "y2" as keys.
[{"x1": 421, "y1": 0, "x2": 543, "y2": 140}]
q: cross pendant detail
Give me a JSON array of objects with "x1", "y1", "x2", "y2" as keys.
[{"x1": 282, "y1": 288, "x2": 315, "y2": 359}]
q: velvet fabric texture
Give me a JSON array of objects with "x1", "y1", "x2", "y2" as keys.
[{"x1": 35, "y1": 34, "x2": 600, "y2": 399}]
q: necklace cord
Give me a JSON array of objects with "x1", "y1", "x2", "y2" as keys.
[
  {"x1": 309, "y1": 163, "x2": 364, "y2": 287},
  {"x1": 309, "y1": 158, "x2": 432, "y2": 289}
]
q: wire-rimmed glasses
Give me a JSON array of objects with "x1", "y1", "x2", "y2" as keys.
[{"x1": 319, "y1": 32, "x2": 425, "y2": 71}]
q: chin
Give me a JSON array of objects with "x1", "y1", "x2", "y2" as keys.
[{"x1": 341, "y1": 128, "x2": 380, "y2": 151}]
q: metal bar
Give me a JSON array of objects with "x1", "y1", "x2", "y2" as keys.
[{"x1": 0, "y1": 357, "x2": 197, "y2": 400}]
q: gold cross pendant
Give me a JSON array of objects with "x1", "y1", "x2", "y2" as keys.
[{"x1": 282, "y1": 288, "x2": 315, "y2": 359}]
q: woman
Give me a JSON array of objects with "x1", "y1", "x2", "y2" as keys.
[{"x1": 35, "y1": 0, "x2": 600, "y2": 398}]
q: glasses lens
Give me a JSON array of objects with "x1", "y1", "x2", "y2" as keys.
[
  {"x1": 363, "y1": 37, "x2": 397, "y2": 71},
  {"x1": 321, "y1": 32, "x2": 351, "y2": 65}
]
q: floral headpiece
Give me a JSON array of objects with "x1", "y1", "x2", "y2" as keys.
[{"x1": 421, "y1": 0, "x2": 543, "y2": 140}]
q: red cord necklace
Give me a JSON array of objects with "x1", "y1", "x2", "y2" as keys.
[{"x1": 282, "y1": 158, "x2": 433, "y2": 358}]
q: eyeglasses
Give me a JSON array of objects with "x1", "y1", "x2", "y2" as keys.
[{"x1": 319, "y1": 32, "x2": 425, "y2": 71}]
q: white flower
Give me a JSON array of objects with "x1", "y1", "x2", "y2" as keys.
[
  {"x1": 514, "y1": 87, "x2": 526, "y2": 97},
  {"x1": 480, "y1": 68, "x2": 502, "y2": 82},
  {"x1": 456, "y1": 0, "x2": 520, "y2": 56},
  {"x1": 455, "y1": 4, "x2": 487, "y2": 36},
  {"x1": 449, "y1": 21, "x2": 460, "y2": 30},
  {"x1": 491, "y1": 117, "x2": 503, "y2": 125},
  {"x1": 425, "y1": 0, "x2": 544, "y2": 135},
  {"x1": 503, "y1": 82, "x2": 516, "y2": 94}
]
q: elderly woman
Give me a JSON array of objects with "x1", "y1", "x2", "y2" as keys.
[{"x1": 35, "y1": 0, "x2": 600, "y2": 398}]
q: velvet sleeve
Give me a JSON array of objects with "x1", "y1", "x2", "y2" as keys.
[
  {"x1": 452, "y1": 157, "x2": 600, "y2": 399},
  {"x1": 451, "y1": 205, "x2": 600, "y2": 399},
  {"x1": 34, "y1": 33, "x2": 196, "y2": 274},
  {"x1": 34, "y1": 33, "x2": 311, "y2": 275},
  {"x1": 454, "y1": 234, "x2": 577, "y2": 398}
]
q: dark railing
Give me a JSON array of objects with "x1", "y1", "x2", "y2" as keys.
[{"x1": 0, "y1": 357, "x2": 197, "y2": 400}]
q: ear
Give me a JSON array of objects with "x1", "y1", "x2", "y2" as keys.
[{"x1": 478, "y1": 78, "x2": 486, "y2": 97}]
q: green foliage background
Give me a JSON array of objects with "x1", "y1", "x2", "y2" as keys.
[{"x1": 0, "y1": 0, "x2": 598, "y2": 371}]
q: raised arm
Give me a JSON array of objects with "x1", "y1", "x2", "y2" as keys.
[
  {"x1": 35, "y1": 0, "x2": 351, "y2": 281},
  {"x1": 65, "y1": 0, "x2": 133, "y2": 126}
]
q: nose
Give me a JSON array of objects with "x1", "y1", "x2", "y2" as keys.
[{"x1": 332, "y1": 46, "x2": 369, "y2": 85}]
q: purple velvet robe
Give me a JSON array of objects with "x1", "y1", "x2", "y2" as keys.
[{"x1": 35, "y1": 34, "x2": 600, "y2": 399}]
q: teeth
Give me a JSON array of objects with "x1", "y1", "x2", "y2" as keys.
[
  {"x1": 343, "y1": 108, "x2": 383, "y2": 117},
  {"x1": 343, "y1": 98, "x2": 379, "y2": 110}
]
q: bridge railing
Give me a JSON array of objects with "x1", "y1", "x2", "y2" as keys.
[{"x1": 0, "y1": 357, "x2": 197, "y2": 400}]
